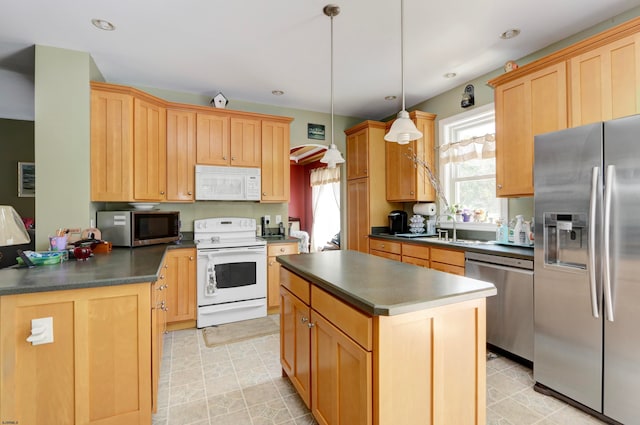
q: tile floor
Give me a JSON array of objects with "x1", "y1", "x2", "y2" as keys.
[{"x1": 153, "y1": 322, "x2": 607, "y2": 425}]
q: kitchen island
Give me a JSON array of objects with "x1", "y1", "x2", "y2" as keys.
[
  {"x1": 0, "y1": 244, "x2": 191, "y2": 425},
  {"x1": 277, "y1": 250, "x2": 496, "y2": 425}
]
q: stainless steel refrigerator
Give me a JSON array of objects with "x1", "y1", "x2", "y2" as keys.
[{"x1": 534, "y1": 114, "x2": 640, "y2": 424}]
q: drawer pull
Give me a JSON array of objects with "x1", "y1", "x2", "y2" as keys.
[{"x1": 301, "y1": 317, "x2": 309, "y2": 323}]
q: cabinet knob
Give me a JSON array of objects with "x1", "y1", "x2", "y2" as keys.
[
  {"x1": 188, "y1": 191, "x2": 193, "y2": 195},
  {"x1": 232, "y1": 156, "x2": 236, "y2": 161},
  {"x1": 307, "y1": 322, "x2": 315, "y2": 328},
  {"x1": 223, "y1": 156, "x2": 227, "y2": 160},
  {"x1": 497, "y1": 184, "x2": 503, "y2": 189},
  {"x1": 381, "y1": 244, "x2": 385, "y2": 248},
  {"x1": 263, "y1": 192, "x2": 267, "y2": 196},
  {"x1": 301, "y1": 317, "x2": 309, "y2": 323},
  {"x1": 269, "y1": 261, "x2": 275, "y2": 266},
  {"x1": 164, "y1": 264, "x2": 168, "y2": 269},
  {"x1": 410, "y1": 191, "x2": 415, "y2": 195},
  {"x1": 159, "y1": 275, "x2": 165, "y2": 280},
  {"x1": 280, "y1": 248, "x2": 285, "y2": 252},
  {"x1": 189, "y1": 256, "x2": 194, "y2": 261}
]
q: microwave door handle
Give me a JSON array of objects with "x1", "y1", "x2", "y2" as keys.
[{"x1": 588, "y1": 166, "x2": 600, "y2": 319}]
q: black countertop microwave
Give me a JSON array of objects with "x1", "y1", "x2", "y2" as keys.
[{"x1": 97, "y1": 210, "x2": 180, "y2": 247}]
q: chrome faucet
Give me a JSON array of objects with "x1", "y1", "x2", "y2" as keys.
[{"x1": 436, "y1": 214, "x2": 457, "y2": 242}]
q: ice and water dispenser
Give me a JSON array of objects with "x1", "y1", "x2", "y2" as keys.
[{"x1": 543, "y1": 213, "x2": 588, "y2": 270}]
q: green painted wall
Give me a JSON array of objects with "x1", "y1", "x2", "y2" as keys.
[
  {"x1": 0, "y1": 119, "x2": 35, "y2": 219},
  {"x1": 34, "y1": 45, "x2": 92, "y2": 249}
]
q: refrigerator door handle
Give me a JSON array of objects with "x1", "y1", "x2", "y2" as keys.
[
  {"x1": 588, "y1": 166, "x2": 600, "y2": 318},
  {"x1": 603, "y1": 164, "x2": 615, "y2": 322}
]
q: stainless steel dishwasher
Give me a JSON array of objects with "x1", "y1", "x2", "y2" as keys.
[{"x1": 465, "y1": 251, "x2": 534, "y2": 362}]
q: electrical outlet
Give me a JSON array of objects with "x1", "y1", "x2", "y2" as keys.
[
  {"x1": 275, "y1": 215, "x2": 282, "y2": 224},
  {"x1": 264, "y1": 215, "x2": 271, "y2": 225}
]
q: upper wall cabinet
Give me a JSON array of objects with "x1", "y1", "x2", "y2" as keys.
[
  {"x1": 570, "y1": 33, "x2": 640, "y2": 126},
  {"x1": 493, "y1": 63, "x2": 567, "y2": 197},
  {"x1": 261, "y1": 120, "x2": 291, "y2": 203},
  {"x1": 489, "y1": 17, "x2": 640, "y2": 197},
  {"x1": 166, "y1": 108, "x2": 196, "y2": 202},
  {"x1": 90, "y1": 82, "x2": 293, "y2": 203},
  {"x1": 385, "y1": 111, "x2": 436, "y2": 202},
  {"x1": 91, "y1": 87, "x2": 134, "y2": 202}
]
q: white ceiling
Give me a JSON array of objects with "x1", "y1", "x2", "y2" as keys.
[{"x1": 1, "y1": 0, "x2": 640, "y2": 120}]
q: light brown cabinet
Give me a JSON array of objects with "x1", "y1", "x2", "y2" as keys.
[
  {"x1": 90, "y1": 82, "x2": 293, "y2": 203},
  {"x1": 196, "y1": 112, "x2": 230, "y2": 165},
  {"x1": 134, "y1": 97, "x2": 167, "y2": 201},
  {"x1": 385, "y1": 111, "x2": 437, "y2": 202},
  {"x1": 280, "y1": 266, "x2": 487, "y2": 425},
  {"x1": 90, "y1": 87, "x2": 134, "y2": 201},
  {"x1": 345, "y1": 121, "x2": 401, "y2": 253},
  {"x1": 369, "y1": 238, "x2": 401, "y2": 261},
  {"x1": 430, "y1": 246, "x2": 465, "y2": 276},
  {"x1": 489, "y1": 17, "x2": 640, "y2": 197},
  {"x1": 369, "y1": 237, "x2": 465, "y2": 275},
  {"x1": 280, "y1": 269, "x2": 372, "y2": 425},
  {"x1": 267, "y1": 241, "x2": 299, "y2": 312},
  {"x1": 166, "y1": 109, "x2": 196, "y2": 202},
  {"x1": 152, "y1": 269, "x2": 168, "y2": 413},
  {"x1": 164, "y1": 248, "x2": 197, "y2": 327},
  {"x1": 0, "y1": 283, "x2": 152, "y2": 425},
  {"x1": 401, "y1": 242, "x2": 430, "y2": 267},
  {"x1": 492, "y1": 62, "x2": 567, "y2": 197},
  {"x1": 570, "y1": 32, "x2": 640, "y2": 126},
  {"x1": 261, "y1": 120, "x2": 292, "y2": 202}
]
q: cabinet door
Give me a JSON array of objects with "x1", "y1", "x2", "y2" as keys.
[
  {"x1": 134, "y1": 98, "x2": 167, "y2": 201},
  {"x1": 311, "y1": 310, "x2": 372, "y2": 425},
  {"x1": 386, "y1": 141, "x2": 416, "y2": 201},
  {"x1": 196, "y1": 113, "x2": 230, "y2": 165},
  {"x1": 571, "y1": 33, "x2": 640, "y2": 126},
  {"x1": 280, "y1": 287, "x2": 311, "y2": 408},
  {"x1": 0, "y1": 284, "x2": 152, "y2": 425},
  {"x1": 166, "y1": 109, "x2": 196, "y2": 202},
  {"x1": 346, "y1": 128, "x2": 368, "y2": 179},
  {"x1": 347, "y1": 178, "x2": 369, "y2": 253},
  {"x1": 495, "y1": 62, "x2": 567, "y2": 197},
  {"x1": 261, "y1": 120, "x2": 290, "y2": 202},
  {"x1": 90, "y1": 89, "x2": 134, "y2": 201},
  {"x1": 268, "y1": 243, "x2": 299, "y2": 311},
  {"x1": 151, "y1": 277, "x2": 166, "y2": 413},
  {"x1": 165, "y1": 248, "x2": 196, "y2": 324},
  {"x1": 230, "y1": 117, "x2": 262, "y2": 167}
]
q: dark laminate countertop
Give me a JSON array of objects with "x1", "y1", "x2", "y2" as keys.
[
  {"x1": 0, "y1": 243, "x2": 193, "y2": 296},
  {"x1": 369, "y1": 233, "x2": 534, "y2": 260},
  {"x1": 277, "y1": 250, "x2": 497, "y2": 316}
]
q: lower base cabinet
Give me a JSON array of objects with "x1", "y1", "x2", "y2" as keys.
[
  {"x1": 268, "y1": 241, "x2": 299, "y2": 313},
  {"x1": 280, "y1": 267, "x2": 487, "y2": 425},
  {"x1": 0, "y1": 283, "x2": 152, "y2": 425}
]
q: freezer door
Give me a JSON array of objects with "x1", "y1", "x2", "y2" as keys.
[
  {"x1": 533, "y1": 123, "x2": 603, "y2": 411},
  {"x1": 603, "y1": 114, "x2": 640, "y2": 424}
]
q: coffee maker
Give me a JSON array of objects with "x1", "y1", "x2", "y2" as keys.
[{"x1": 388, "y1": 210, "x2": 408, "y2": 234}]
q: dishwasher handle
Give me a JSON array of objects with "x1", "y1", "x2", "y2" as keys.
[{"x1": 465, "y1": 259, "x2": 534, "y2": 276}]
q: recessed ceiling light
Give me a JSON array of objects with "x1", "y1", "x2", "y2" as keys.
[
  {"x1": 500, "y1": 28, "x2": 520, "y2": 40},
  {"x1": 385, "y1": 95, "x2": 397, "y2": 101},
  {"x1": 443, "y1": 72, "x2": 457, "y2": 79},
  {"x1": 91, "y1": 19, "x2": 116, "y2": 31},
  {"x1": 271, "y1": 90, "x2": 284, "y2": 96}
]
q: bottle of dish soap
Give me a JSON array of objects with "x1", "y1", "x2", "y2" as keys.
[{"x1": 514, "y1": 215, "x2": 526, "y2": 245}]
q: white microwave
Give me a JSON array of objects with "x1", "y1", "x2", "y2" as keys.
[{"x1": 195, "y1": 165, "x2": 261, "y2": 201}]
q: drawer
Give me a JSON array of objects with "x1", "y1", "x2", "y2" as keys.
[
  {"x1": 431, "y1": 261, "x2": 465, "y2": 276},
  {"x1": 280, "y1": 267, "x2": 310, "y2": 304},
  {"x1": 311, "y1": 285, "x2": 372, "y2": 351},
  {"x1": 430, "y1": 247, "x2": 465, "y2": 267},
  {"x1": 402, "y1": 243, "x2": 429, "y2": 260},
  {"x1": 369, "y1": 239, "x2": 401, "y2": 255},
  {"x1": 268, "y1": 242, "x2": 299, "y2": 257},
  {"x1": 402, "y1": 256, "x2": 429, "y2": 267},
  {"x1": 370, "y1": 250, "x2": 401, "y2": 262}
]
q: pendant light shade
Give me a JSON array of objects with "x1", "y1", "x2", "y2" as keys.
[
  {"x1": 384, "y1": 0, "x2": 422, "y2": 145},
  {"x1": 320, "y1": 4, "x2": 345, "y2": 168}
]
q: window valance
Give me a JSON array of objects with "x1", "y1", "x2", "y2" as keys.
[
  {"x1": 439, "y1": 133, "x2": 495, "y2": 165},
  {"x1": 310, "y1": 166, "x2": 340, "y2": 186}
]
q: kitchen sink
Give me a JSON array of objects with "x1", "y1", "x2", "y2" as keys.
[{"x1": 412, "y1": 237, "x2": 495, "y2": 246}]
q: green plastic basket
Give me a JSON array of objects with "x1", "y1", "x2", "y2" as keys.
[{"x1": 16, "y1": 251, "x2": 65, "y2": 266}]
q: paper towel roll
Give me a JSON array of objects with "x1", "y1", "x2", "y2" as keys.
[{"x1": 413, "y1": 203, "x2": 437, "y2": 216}]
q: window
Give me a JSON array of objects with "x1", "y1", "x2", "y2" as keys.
[{"x1": 438, "y1": 103, "x2": 506, "y2": 229}]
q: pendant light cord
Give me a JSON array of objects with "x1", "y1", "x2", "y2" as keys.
[
  {"x1": 330, "y1": 12, "x2": 335, "y2": 147},
  {"x1": 400, "y1": 0, "x2": 405, "y2": 112}
]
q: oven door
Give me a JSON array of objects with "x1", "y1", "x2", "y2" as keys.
[{"x1": 197, "y1": 246, "x2": 267, "y2": 306}]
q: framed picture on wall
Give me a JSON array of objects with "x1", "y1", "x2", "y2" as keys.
[
  {"x1": 18, "y1": 162, "x2": 35, "y2": 197},
  {"x1": 307, "y1": 123, "x2": 325, "y2": 140}
]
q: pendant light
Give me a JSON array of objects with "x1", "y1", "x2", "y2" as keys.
[
  {"x1": 320, "y1": 4, "x2": 345, "y2": 168},
  {"x1": 384, "y1": 0, "x2": 422, "y2": 145}
]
